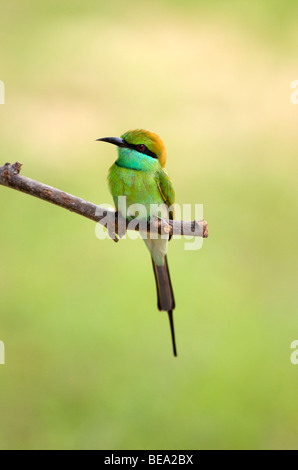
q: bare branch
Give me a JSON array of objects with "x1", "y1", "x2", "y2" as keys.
[{"x1": 0, "y1": 162, "x2": 208, "y2": 239}]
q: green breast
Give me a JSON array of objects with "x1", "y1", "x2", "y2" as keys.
[{"x1": 108, "y1": 163, "x2": 166, "y2": 220}]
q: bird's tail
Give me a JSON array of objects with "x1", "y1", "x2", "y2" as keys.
[{"x1": 152, "y1": 256, "x2": 177, "y2": 357}]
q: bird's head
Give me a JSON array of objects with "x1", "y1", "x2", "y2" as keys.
[{"x1": 97, "y1": 129, "x2": 167, "y2": 169}]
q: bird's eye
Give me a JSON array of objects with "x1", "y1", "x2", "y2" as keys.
[{"x1": 137, "y1": 144, "x2": 145, "y2": 152}]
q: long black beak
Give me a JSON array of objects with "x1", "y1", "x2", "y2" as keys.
[{"x1": 96, "y1": 137, "x2": 126, "y2": 147}]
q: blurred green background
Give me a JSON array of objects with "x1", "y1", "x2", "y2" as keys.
[{"x1": 0, "y1": 0, "x2": 298, "y2": 450}]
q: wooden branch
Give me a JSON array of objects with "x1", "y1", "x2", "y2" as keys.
[{"x1": 0, "y1": 162, "x2": 208, "y2": 239}]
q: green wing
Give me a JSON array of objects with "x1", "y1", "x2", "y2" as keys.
[{"x1": 156, "y1": 168, "x2": 176, "y2": 220}]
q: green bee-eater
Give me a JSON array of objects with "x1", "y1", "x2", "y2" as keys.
[{"x1": 97, "y1": 129, "x2": 177, "y2": 356}]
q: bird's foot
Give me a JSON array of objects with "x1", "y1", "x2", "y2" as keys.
[{"x1": 150, "y1": 216, "x2": 172, "y2": 239}]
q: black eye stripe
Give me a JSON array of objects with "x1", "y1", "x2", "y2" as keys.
[{"x1": 123, "y1": 140, "x2": 158, "y2": 159}]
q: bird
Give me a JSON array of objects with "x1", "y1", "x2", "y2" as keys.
[{"x1": 97, "y1": 129, "x2": 177, "y2": 356}]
